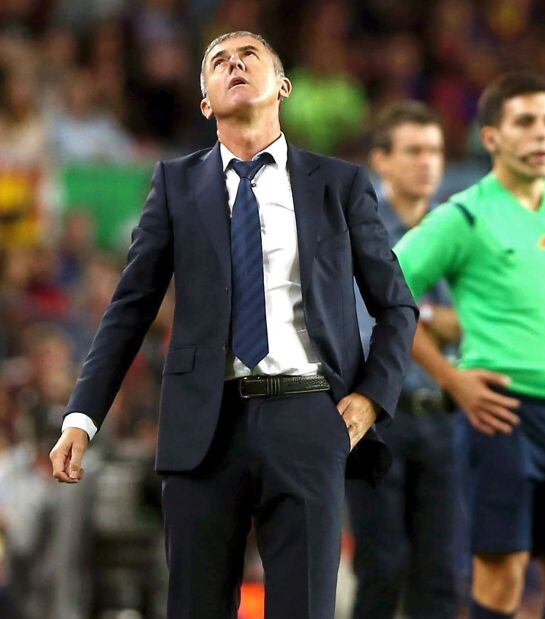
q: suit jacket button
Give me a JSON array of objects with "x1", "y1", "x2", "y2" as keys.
[{"x1": 222, "y1": 343, "x2": 226, "y2": 351}]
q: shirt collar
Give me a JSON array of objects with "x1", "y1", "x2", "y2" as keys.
[
  {"x1": 377, "y1": 193, "x2": 406, "y2": 234},
  {"x1": 377, "y1": 187, "x2": 433, "y2": 241},
  {"x1": 219, "y1": 132, "x2": 287, "y2": 172}
]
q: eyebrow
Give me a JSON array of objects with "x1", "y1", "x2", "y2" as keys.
[
  {"x1": 512, "y1": 112, "x2": 540, "y2": 120},
  {"x1": 209, "y1": 45, "x2": 261, "y2": 65}
]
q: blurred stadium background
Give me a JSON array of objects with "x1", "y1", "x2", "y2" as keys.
[{"x1": 0, "y1": 1, "x2": 543, "y2": 618}]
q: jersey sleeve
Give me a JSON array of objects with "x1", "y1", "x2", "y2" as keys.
[{"x1": 393, "y1": 202, "x2": 474, "y2": 300}]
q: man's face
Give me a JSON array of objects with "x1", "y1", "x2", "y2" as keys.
[
  {"x1": 373, "y1": 123, "x2": 444, "y2": 201},
  {"x1": 200, "y1": 36, "x2": 290, "y2": 120},
  {"x1": 483, "y1": 93, "x2": 545, "y2": 179}
]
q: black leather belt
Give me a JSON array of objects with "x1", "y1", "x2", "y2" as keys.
[{"x1": 233, "y1": 374, "x2": 330, "y2": 398}]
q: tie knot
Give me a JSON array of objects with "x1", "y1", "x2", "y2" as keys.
[{"x1": 230, "y1": 152, "x2": 273, "y2": 181}]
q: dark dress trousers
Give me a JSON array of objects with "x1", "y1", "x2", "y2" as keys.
[{"x1": 63, "y1": 141, "x2": 418, "y2": 618}]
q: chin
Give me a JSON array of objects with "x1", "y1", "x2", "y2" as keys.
[
  {"x1": 411, "y1": 185, "x2": 435, "y2": 199},
  {"x1": 226, "y1": 95, "x2": 255, "y2": 110},
  {"x1": 518, "y1": 164, "x2": 545, "y2": 180}
]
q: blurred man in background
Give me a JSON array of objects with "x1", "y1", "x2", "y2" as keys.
[
  {"x1": 347, "y1": 102, "x2": 460, "y2": 619},
  {"x1": 395, "y1": 72, "x2": 545, "y2": 619}
]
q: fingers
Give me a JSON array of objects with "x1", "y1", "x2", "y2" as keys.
[
  {"x1": 471, "y1": 389, "x2": 521, "y2": 436},
  {"x1": 483, "y1": 389, "x2": 521, "y2": 411},
  {"x1": 477, "y1": 370, "x2": 512, "y2": 387},
  {"x1": 476, "y1": 410, "x2": 515, "y2": 434},
  {"x1": 50, "y1": 433, "x2": 87, "y2": 484},
  {"x1": 470, "y1": 400, "x2": 520, "y2": 435},
  {"x1": 342, "y1": 407, "x2": 376, "y2": 451},
  {"x1": 469, "y1": 415, "x2": 496, "y2": 436},
  {"x1": 336, "y1": 396, "x2": 352, "y2": 414},
  {"x1": 482, "y1": 400, "x2": 520, "y2": 425},
  {"x1": 50, "y1": 450, "x2": 78, "y2": 483},
  {"x1": 345, "y1": 422, "x2": 357, "y2": 452},
  {"x1": 458, "y1": 370, "x2": 522, "y2": 436},
  {"x1": 68, "y1": 444, "x2": 84, "y2": 480},
  {"x1": 337, "y1": 393, "x2": 377, "y2": 420}
]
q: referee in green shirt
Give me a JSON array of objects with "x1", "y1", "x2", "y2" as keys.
[{"x1": 394, "y1": 72, "x2": 545, "y2": 619}]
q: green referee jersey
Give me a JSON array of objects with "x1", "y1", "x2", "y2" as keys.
[{"x1": 394, "y1": 172, "x2": 545, "y2": 399}]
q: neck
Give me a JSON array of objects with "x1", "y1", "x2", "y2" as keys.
[
  {"x1": 384, "y1": 183, "x2": 430, "y2": 228},
  {"x1": 493, "y1": 161, "x2": 543, "y2": 211},
  {"x1": 216, "y1": 112, "x2": 281, "y2": 160}
]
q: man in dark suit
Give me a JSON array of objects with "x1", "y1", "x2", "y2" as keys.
[{"x1": 50, "y1": 31, "x2": 418, "y2": 619}]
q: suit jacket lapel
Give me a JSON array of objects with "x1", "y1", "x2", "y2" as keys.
[
  {"x1": 287, "y1": 142, "x2": 324, "y2": 300},
  {"x1": 192, "y1": 142, "x2": 232, "y2": 288}
]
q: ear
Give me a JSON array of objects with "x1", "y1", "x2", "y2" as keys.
[
  {"x1": 369, "y1": 148, "x2": 388, "y2": 175},
  {"x1": 200, "y1": 97, "x2": 214, "y2": 120},
  {"x1": 278, "y1": 76, "x2": 292, "y2": 101},
  {"x1": 480, "y1": 126, "x2": 498, "y2": 156}
]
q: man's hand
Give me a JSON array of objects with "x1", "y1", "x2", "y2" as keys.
[
  {"x1": 49, "y1": 428, "x2": 89, "y2": 483},
  {"x1": 445, "y1": 369, "x2": 521, "y2": 435},
  {"x1": 336, "y1": 392, "x2": 380, "y2": 451}
]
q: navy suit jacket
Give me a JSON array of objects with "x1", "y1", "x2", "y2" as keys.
[{"x1": 63, "y1": 141, "x2": 418, "y2": 484}]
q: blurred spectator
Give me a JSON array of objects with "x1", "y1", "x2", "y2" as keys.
[
  {"x1": 0, "y1": 69, "x2": 47, "y2": 165},
  {"x1": 130, "y1": 0, "x2": 184, "y2": 48},
  {"x1": 126, "y1": 38, "x2": 199, "y2": 151},
  {"x1": 50, "y1": 0, "x2": 128, "y2": 32},
  {"x1": 87, "y1": 20, "x2": 129, "y2": 125},
  {"x1": 0, "y1": 67, "x2": 51, "y2": 248},
  {"x1": 26, "y1": 245, "x2": 70, "y2": 320},
  {"x1": 369, "y1": 34, "x2": 425, "y2": 109},
  {"x1": 37, "y1": 27, "x2": 79, "y2": 114},
  {"x1": 56, "y1": 209, "x2": 96, "y2": 289},
  {"x1": 48, "y1": 68, "x2": 134, "y2": 162},
  {"x1": 281, "y1": 0, "x2": 368, "y2": 154},
  {"x1": 205, "y1": 0, "x2": 264, "y2": 40},
  {"x1": 0, "y1": 247, "x2": 34, "y2": 358},
  {"x1": 13, "y1": 324, "x2": 76, "y2": 432}
]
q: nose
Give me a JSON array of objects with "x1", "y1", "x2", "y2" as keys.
[{"x1": 228, "y1": 54, "x2": 245, "y2": 72}]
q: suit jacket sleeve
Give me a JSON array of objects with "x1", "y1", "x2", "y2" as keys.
[
  {"x1": 63, "y1": 161, "x2": 174, "y2": 432},
  {"x1": 346, "y1": 165, "x2": 419, "y2": 422}
]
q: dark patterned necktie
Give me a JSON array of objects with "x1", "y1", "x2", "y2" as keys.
[{"x1": 229, "y1": 153, "x2": 272, "y2": 369}]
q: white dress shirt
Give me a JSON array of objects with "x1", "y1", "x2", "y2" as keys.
[{"x1": 62, "y1": 132, "x2": 321, "y2": 440}]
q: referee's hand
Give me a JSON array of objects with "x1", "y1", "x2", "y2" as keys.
[
  {"x1": 445, "y1": 369, "x2": 521, "y2": 435},
  {"x1": 49, "y1": 428, "x2": 89, "y2": 483}
]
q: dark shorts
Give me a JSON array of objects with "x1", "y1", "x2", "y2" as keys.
[{"x1": 460, "y1": 388, "x2": 545, "y2": 556}]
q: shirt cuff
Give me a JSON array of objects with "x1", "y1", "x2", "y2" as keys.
[{"x1": 62, "y1": 413, "x2": 98, "y2": 441}]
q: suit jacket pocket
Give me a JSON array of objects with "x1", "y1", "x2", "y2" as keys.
[{"x1": 162, "y1": 346, "x2": 196, "y2": 375}]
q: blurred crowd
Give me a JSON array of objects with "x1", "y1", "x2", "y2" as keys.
[{"x1": 0, "y1": 0, "x2": 544, "y2": 618}]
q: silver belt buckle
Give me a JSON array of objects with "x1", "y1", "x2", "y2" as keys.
[
  {"x1": 412, "y1": 387, "x2": 432, "y2": 416},
  {"x1": 411, "y1": 387, "x2": 444, "y2": 416},
  {"x1": 238, "y1": 376, "x2": 251, "y2": 399}
]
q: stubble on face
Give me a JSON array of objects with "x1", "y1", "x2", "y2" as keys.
[{"x1": 494, "y1": 93, "x2": 545, "y2": 180}]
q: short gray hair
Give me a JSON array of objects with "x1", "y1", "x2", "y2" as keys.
[{"x1": 200, "y1": 31, "x2": 284, "y2": 97}]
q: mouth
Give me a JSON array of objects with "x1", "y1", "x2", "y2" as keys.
[
  {"x1": 414, "y1": 174, "x2": 435, "y2": 184},
  {"x1": 228, "y1": 76, "x2": 248, "y2": 89},
  {"x1": 524, "y1": 151, "x2": 545, "y2": 165}
]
